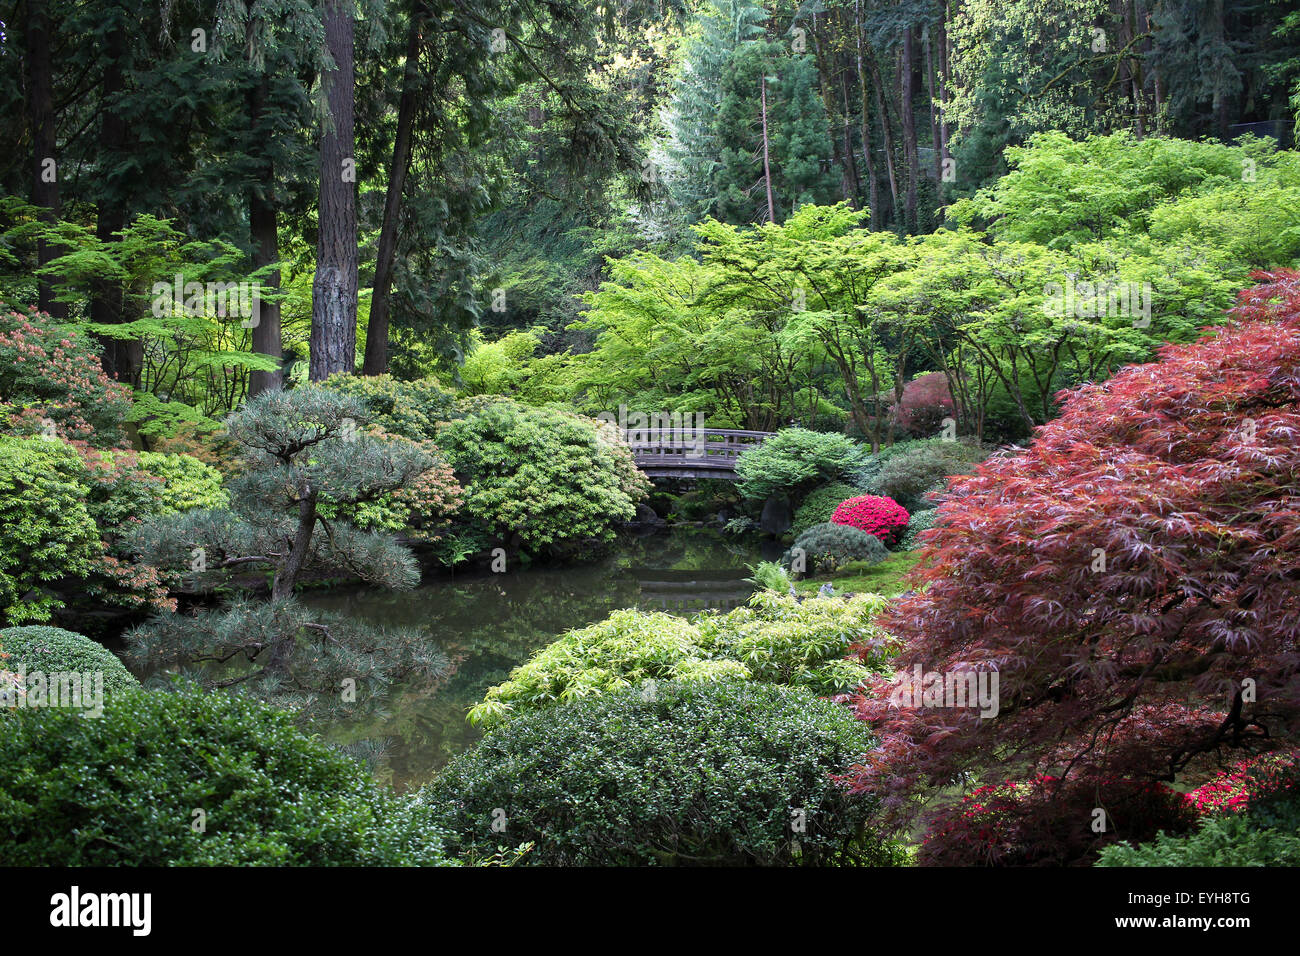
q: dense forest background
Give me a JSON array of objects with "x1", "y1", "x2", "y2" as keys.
[{"x1": 2, "y1": 0, "x2": 1299, "y2": 440}]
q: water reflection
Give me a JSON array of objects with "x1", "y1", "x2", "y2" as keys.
[{"x1": 303, "y1": 527, "x2": 776, "y2": 790}]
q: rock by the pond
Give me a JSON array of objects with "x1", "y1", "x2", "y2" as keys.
[{"x1": 759, "y1": 495, "x2": 792, "y2": 535}]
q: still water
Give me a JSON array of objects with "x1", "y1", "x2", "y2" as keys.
[{"x1": 303, "y1": 527, "x2": 778, "y2": 790}]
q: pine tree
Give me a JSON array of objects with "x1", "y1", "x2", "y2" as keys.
[{"x1": 125, "y1": 385, "x2": 448, "y2": 719}]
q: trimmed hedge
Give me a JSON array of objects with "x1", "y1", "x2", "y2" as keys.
[
  {"x1": 0, "y1": 625, "x2": 138, "y2": 694},
  {"x1": 429, "y1": 680, "x2": 902, "y2": 866},
  {"x1": 784, "y1": 521, "x2": 888, "y2": 574},
  {"x1": 0, "y1": 686, "x2": 454, "y2": 865}
]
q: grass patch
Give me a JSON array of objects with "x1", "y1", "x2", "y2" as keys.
[{"x1": 794, "y1": 550, "x2": 923, "y2": 598}]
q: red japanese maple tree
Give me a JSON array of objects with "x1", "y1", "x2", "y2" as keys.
[{"x1": 845, "y1": 270, "x2": 1300, "y2": 843}]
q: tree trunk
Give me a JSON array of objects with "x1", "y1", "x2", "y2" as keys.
[
  {"x1": 760, "y1": 75, "x2": 776, "y2": 224},
  {"x1": 869, "y1": 56, "x2": 900, "y2": 227},
  {"x1": 268, "y1": 493, "x2": 318, "y2": 671},
  {"x1": 362, "y1": 17, "x2": 421, "y2": 377},
  {"x1": 310, "y1": 0, "x2": 358, "y2": 381},
  {"x1": 91, "y1": 14, "x2": 140, "y2": 383},
  {"x1": 856, "y1": 1, "x2": 880, "y2": 228},
  {"x1": 900, "y1": 30, "x2": 920, "y2": 232},
  {"x1": 27, "y1": 0, "x2": 65, "y2": 319},
  {"x1": 248, "y1": 73, "x2": 284, "y2": 395}
]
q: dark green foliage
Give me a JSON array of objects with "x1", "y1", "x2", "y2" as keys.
[
  {"x1": 426, "y1": 680, "x2": 900, "y2": 866},
  {"x1": 0, "y1": 625, "x2": 138, "y2": 694},
  {"x1": 0, "y1": 686, "x2": 454, "y2": 865},
  {"x1": 791, "y1": 481, "x2": 858, "y2": 536},
  {"x1": 735, "y1": 428, "x2": 863, "y2": 502},
  {"x1": 900, "y1": 508, "x2": 941, "y2": 551},
  {"x1": 866, "y1": 439, "x2": 988, "y2": 511},
  {"x1": 784, "y1": 521, "x2": 887, "y2": 575}
]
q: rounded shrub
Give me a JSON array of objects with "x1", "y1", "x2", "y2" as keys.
[
  {"x1": 428, "y1": 680, "x2": 901, "y2": 866},
  {"x1": 0, "y1": 685, "x2": 454, "y2": 865},
  {"x1": 0, "y1": 625, "x2": 137, "y2": 694},
  {"x1": 321, "y1": 372, "x2": 455, "y2": 443},
  {"x1": 436, "y1": 398, "x2": 649, "y2": 552},
  {"x1": 871, "y1": 438, "x2": 986, "y2": 511},
  {"x1": 784, "y1": 521, "x2": 888, "y2": 574},
  {"x1": 831, "y1": 495, "x2": 910, "y2": 546},
  {"x1": 791, "y1": 481, "x2": 857, "y2": 536},
  {"x1": 734, "y1": 427, "x2": 863, "y2": 502}
]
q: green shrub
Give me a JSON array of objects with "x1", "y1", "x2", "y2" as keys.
[
  {"x1": 468, "y1": 589, "x2": 894, "y2": 727},
  {"x1": 0, "y1": 685, "x2": 454, "y2": 865},
  {"x1": 734, "y1": 428, "x2": 864, "y2": 502},
  {"x1": 136, "y1": 451, "x2": 229, "y2": 514},
  {"x1": 900, "y1": 507, "x2": 941, "y2": 551},
  {"x1": 0, "y1": 436, "x2": 101, "y2": 624},
  {"x1": 1095, "y1": 811, "x2": 1300, "y2": 866},
  {"x1": 321, "y1": 372, "x2": 456, "y2": 442},
  {"x1": 856, "y1": 438, "x2": 987, "y2": 510},
  {"x1": 429, "y1": 681, "x2": 902, "y2": 866},
  {"x1": 436, "y1": 398, "x2": 649, "y2": 552},
  {"x1": 792, "y1": 481, "x2": 858, "y2": 536},
  {"x1": 0, "y1": 625, "x2": 138, "y2": 695},
  {"x1": 784, "y1": 521, "x2": 888, "y2": 575}
]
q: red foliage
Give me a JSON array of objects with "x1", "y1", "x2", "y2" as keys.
[
  {"x1": 891, "y1": 372, "x2": 955, "y2": 438},
  {"x1": 920, "y1": 775, "x2": 1196, "y2": 867},
  {"x1": 842, "y1": 270, "x2": 1300, "y2": 837},
  {"x1": 831, "y1": 494, "x2": 910, "y2": 545}
]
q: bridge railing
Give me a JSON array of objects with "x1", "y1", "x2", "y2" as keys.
[{"x1": 624, "y1": 428, "x2": 771, "y2": 468}]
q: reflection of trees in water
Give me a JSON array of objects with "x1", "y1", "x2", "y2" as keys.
[{"x1": 308, "y1": 529, "x2": 766, "y2": 790}]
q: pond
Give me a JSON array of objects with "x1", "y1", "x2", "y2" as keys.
[{"x1": 302, "y1": 526, "x2": 781, "y2": 791}]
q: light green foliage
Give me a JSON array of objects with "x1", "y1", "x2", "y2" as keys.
[
  {"x1": 0, "y1": 686, "x2": 454, "y2": 865},
  {"x1": 135, "y1": 452, "x2": 228, "y2": 514},
  {"x1": 734, "y1": 427, "x2": 864, "y2": 502},
  {"x1": 784, "y1": 522, "x2": 888, "y2": 575},
  {"x1": 0, "y1": 625, "x2": 138, "y2": 695},
  {"x1": 468, "y1": 589, "x2": 894, "y2": 726},
  {"x1": 431, "y1": 681, "x2": 902, "y2": 866},
  {"x1": 436, "y1": 398, "x2": 649, "y2": 552},
  {"x1": 458, "y1": 329, "x2": 543, "y2": 396},
  {"x1": 0, "y1": 436, "x2": 101, "y2": 625},
  {"x1": 792, "y1": 481, "x2": 858, "y2": 536},
  {"x1": 745, "y1": 559, "x2": 792, "y2": 592}
]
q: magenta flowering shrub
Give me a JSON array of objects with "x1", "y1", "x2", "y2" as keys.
[
  {"x1": 831, "y1": 494, "x2": 909, "y2": 545},
  {"x1": 1185, "y1": 750, "x2": 1300, "y2": 815}
]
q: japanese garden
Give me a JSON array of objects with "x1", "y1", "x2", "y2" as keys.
[{"x1": 3, "y1": 0, "x2": 1300, "y2": 883}]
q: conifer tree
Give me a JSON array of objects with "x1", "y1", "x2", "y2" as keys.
[{"x1": 126, "y1": 385, "x2": 449, "y2": 719}]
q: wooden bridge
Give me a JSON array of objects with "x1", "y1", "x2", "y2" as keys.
[{"x1": 626, "y1": 428, "x2": 774, "y2": 480}]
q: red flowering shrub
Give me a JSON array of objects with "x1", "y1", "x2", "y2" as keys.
[
  {"x1": 890, "y1": 372, "x2": 955, "y2": 438},
  {"x1": 1186, "y1": 750, "x2": 1300, "y2": 815},
  {"x1": 831, "y1": 495, "x2": 909, "y2": 545},
  {"x1": 920, "y1": 775, "x2": 1197, "y2": 867},
  {"x1": 842, "y1": 270, "x2": 1300, "y2": 840},
  {"x1": 0, "y1": 306, "x2": 131, "y2": 448}
]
